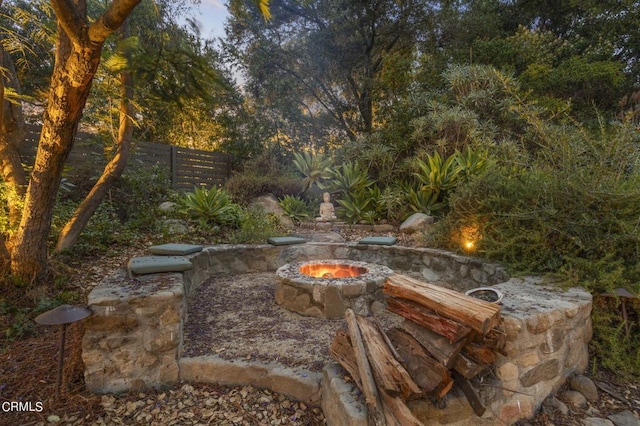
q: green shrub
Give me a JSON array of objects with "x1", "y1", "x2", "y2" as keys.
[
  {"x1": 1, "y1": 290, "x2": 80, "y2": 342},
  {"x1": 379, "y1": 184, "x2": 413, "y2": 223},
  {"x1": 328, "y1": 161, "x2": 376, "y2": 196},
  {"x1": 591, "y1": 297, "x2": 640, "y2": 379},
  {"x1": 225, "y1": 172, "x2": 301, "y2": 205},
  {"x1": 178, "y1": 186, "x2": 240, "y2": 227},
  {"x1": 405, "y1": 183, "x2": 446, "y2": 216},
  {"x1": 111, "y1": 166, "x2": 173, "y2": 231},
  {"x1": 0, "y1": 181, "x2": 23, "y2": 236},
  {"x1": 50, "y1": 165, "x2": 173, "y2": 257},
  {"x1": 51, "y1": 198, "x2": 126, "y2": 256},
  {"x1": 413, "y1": 151, "x2": 461, "y2": 195},
  {"x1": 229, "y1": 206, "x2": 282, "y2": 243},
  {"x1": 440, "y1": 117, "x2": 640, "y2": 377},
  {"x1": 336, "y1": 187, "x2": 381, "y2": 224},
  {"x1": 279, "y1": 195, "x2": 311, "y2": 224},
  {"x1": 225, "y1": 152, "x2": 301, "y2": 204}
]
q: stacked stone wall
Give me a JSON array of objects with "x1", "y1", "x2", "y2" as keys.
[{"x1": 82, "y1": 242, "x2": 591, "y2": 425}]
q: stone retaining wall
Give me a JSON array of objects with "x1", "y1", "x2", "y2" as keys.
[{"x1": 82, "y1": 242, "x2": 592, "y2": 425}]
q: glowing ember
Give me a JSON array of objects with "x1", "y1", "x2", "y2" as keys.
[{"x1": 299, "y1": 263, "x2": 368, "y2": 279}]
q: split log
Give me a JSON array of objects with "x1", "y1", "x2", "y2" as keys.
[
  {"x1": 384, "y1": 274, "x2": 501, "y2": 334},
  {"x1": 345, "y1": 309, "x2": 387, "y2": 426},
  {"x1": 400, "y1": 319, "x2": 467, "y2": 369},
  {"x1": 386, "y1": 297, "x2": 472, "y2": 343},
  {"x1": 356, "y1": 316, "x2": 423, "y2": 401},
  {"x1": 452, "y1": 352, "x2": 487, "y2": 379},
  {"x1": 452, "y1": 371, "x2": 486, "y2": 417},
  {"x1": 463, "y1": 342, "x2": 496, "y2": 366},
  {"x1": 379, "y1": 389, "x2": 424, "y2": 426},
  {"x1": 387, "y1": 328, "x2": 453, "y2": 398},
  {"x1": 331, "y1": 324, "x2": 423, "y2": 425},
  {"x1": 329, "y1": 328, "x2": 362, "y2": 389},
  {"x1": 478, "y1": 327, "x2": 507, "y2": 355}
]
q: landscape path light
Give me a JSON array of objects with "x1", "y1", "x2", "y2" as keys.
[{"x1": 35, "y1": 304, "x2": 90, "y2": 399}]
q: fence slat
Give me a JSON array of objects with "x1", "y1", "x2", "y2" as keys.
[{"x1": 18, "y1": 125, "x2": 232, "y2": 191}]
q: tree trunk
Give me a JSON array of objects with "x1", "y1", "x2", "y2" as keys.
[
  {"x1": 54, "y1": 23, "x2": 134, "y2": 254},
  {"x1": 8, "y1": 0, "x2": 142, "y2": 284},
  {"x1": 0, "y1": 40, "x2": 28, "y2": 269}
]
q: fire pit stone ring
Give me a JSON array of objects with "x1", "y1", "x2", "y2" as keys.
[{"x1": 275, "y1": 260, "x2": 393, "y2": 319}]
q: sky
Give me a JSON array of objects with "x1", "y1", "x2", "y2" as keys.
[{"x1": 188, "y1": 0, "x2": 230, "y2": 40}]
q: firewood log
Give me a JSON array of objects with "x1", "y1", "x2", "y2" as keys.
[
  {"x1": 384, "y1": 274, "x2": 501, "y2": 334},
  {"x1": 387, "y1": 328, "x2": 454, "y2": 398}
]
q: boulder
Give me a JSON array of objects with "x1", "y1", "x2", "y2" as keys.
[
  {"x1": 569, "y1": 375, "x2": 599, "y2": 402},
  {"x1": 560, "y1": 390, "x2": 588, "y2": 408},
  {"x1": 608, "y1": 410, "x2": 640, "y2": 426},
  {"x1": 399, "y1": 212, "x2": 434, "y2": 234},
  {"x1": 584, "y1": 418, "x2": 614, "y2": 426},
  {"x1": 250, "y1": 194, "x2": 295, "y2": 229},
  {"x1": 162, "y1": 219, "x2": 188, "y2": 234},
  {"x1": 307, "y1": 232, "x2": 345, "y2": 243},
  {"x1": 158, "y1": 201, "x2": 177, "y2": 213}
]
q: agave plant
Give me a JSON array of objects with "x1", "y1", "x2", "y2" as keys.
[
  {"x1": 292, "y1": 151, "x2": 334, "y2": 192},
  {"x1": 278, "y1": 195, "x2": 311, "y2": 224},
  {"x1": 328, "y1": 161, "x2": 376, "y2": 196},
  {"x1": 404, "y1": 183, "x2": 447, "y2": 215},
  {"x1": 413, "y1": 151, "x2": 461, "y2": 195},
  {"x1": 454, "y1": 146, "x2": 490, "y2": 181},
  {"x1": 179, "y1": 186, "x2": 241, "y2": 227},
  {"x1": 336, "y1": 187, "x2": 381, "y2": 224}
]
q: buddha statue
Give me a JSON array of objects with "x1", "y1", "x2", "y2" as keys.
[{"x1": 316, "y1": 192, "x2": 337, "y2": 221}]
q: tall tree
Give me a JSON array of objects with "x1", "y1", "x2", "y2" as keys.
[
  {"x1": 54, "y1": 19, "x2": 135, "y2": 253},
  {"x1": 3, "y1": 0, "x2": 142, "y2": 283},
  {"x1": 226, "y1": 0, "x2": 424, "y2": 147},
  {"x1": 1, "y1": 0, "x2": 271, "y2": 284},
  {"x1": 0, "y1": 0, "x2": 28, "y2": 270}
]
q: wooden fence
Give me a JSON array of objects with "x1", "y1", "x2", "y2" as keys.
[{"x1": 20, "y1": 124, "x2": 232, "y2": 191}]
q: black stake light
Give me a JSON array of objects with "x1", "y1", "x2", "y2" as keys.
[{"x1": 35, "y1": 305, "x2": 90, "y2": 399}]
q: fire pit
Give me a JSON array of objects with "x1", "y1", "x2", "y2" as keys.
[{"x1": 276, "y1": 260, "x2": 393, "y2": 319}]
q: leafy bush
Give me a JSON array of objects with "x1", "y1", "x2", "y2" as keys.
[
  {"x1": 279, "y1": 195, "x2": 310, "y2": 224},
  {"x1": 50, "y1": 198, "x2": 126, "y2": 256},
  {"x1": 440, "y1": 117, "x2": 640, "y2": 377},
  {"x1": 110, "y1": 166, "x2": 173, "y2": 231},
  {"x1": 225, "y1": 152, "x2": 301, "y2": 204},
  {"x1": 225, "y1": 172, "x2": 301, "y2": 205},
  {"x1": 178, "y1": 186, "x2": 241, "y2": 227},
  {"x1": 407, "y1": 147, "x2": 490, "y2": 216},
  {"x1": 0, "y1": 182, "x2": 23, "y2": 236},
  {"x1": 1, "y1": 290, "x2": 80, "y2": 341},
  {"x1": 413, "y1": 151, "x2": 461, "y2": 195},
  {"x1": 591, "y1": 297, "x2": 640, "y2": 378},
  {"x1": 379, "y1": 184, "x2": 412, "y2": 223},
  {"x1": 228, "y1": 206, "x2": 282, "y2": 244}
]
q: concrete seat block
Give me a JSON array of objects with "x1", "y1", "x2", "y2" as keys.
[
  {"x1": 267, "y1": 237, "x2": 307, "y2": 246},
  {"x1": 148, "y1": 243, "x2": 204, "y2": 255},
  {"x1": 128, "y1": 256, "x2": 193, "y2": 275},
  {"x1": 357, "y1": 236, "x2": 397, "y2": 246}
]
